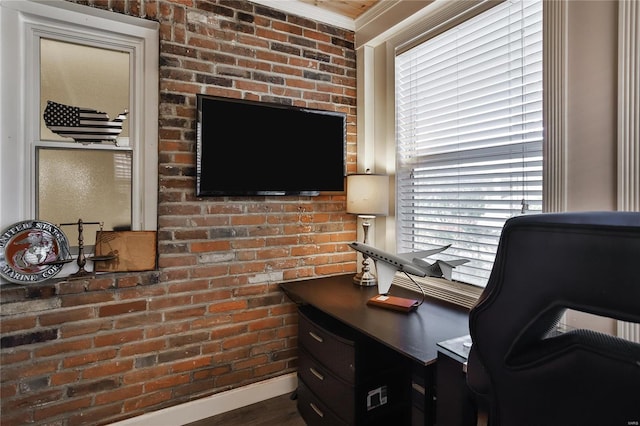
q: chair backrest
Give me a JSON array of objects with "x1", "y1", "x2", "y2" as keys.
[{"x1": 467, "y1": 212, "x2": 640, "y2": 425}]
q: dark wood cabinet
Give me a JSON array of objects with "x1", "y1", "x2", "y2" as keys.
[
  {"x1": 280, "y1": 275, "x2": 470, "y2": 426},
  {"x1": 296, "y1": 305, "x2": 411, "y2": 426},
  {"x1": 436, "y1": 335, "x2": 477, "y2": 426}
]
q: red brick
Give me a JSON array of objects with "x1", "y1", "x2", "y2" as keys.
[
  {"x1": 50, "y1": 370, "x2": 80, "y2": 386},
  {"x1": 171, "y1": 355, "x2": 213, "y2": 373},
  {"x1": 34, "y1": 337, "x2": 93, "y2": 357},
  {"x1": 60, "y1": 292, "x2": 115, "y2": 307},
  {"x1": 63, "y1": 349, "x2": 118, "y2": 368},
  {"x1": 67, "y1": 402, "x2": 123, "y2": 426},
  {"x1": 0, "y1": 349, "x2": 30, "y2": 365},
  {"x1": 34, "y1": 396, "x2": 92, "y2": 421},
  {"x1": 163, "y1": 306, "x2": 207, "y2": 321},
  {"x1": 83, "y1": 359, "x2": 134, "y2": 379},
  {"x1": 114, "y1": 312, "x2": 163, "y2": 329},
  {"x1": 94, "y1": 329, "x2": 144, "y2": 347},
  {"x1": 190, "y1": 240, "x2": 231, "y2": 253},
  {"x1": 94, "y1": 384, "x2": 143, "y2": 405},
  {"x1": 0, "y1": 359, "x2": 58, "y2": 381},
  {"x1": 0, "y1": 316, "x2": 37, "y2": 333},
  {"x1": 144, "y1": 373, "x2": 190, "y2": 392},
  {"x1": 60, "y1": 320, "x2": 113, "y2": 338},
  {"x1": 99, "y1": 300, "x2": 147, "y2": 317},
  {"x1": 146, "y1": 321, "x2": 190, "y2": 339},
  {"x1": 248, "y1": 317, "x2": 283, "y2": 332},
  {"x1": 192, "y1": 364, "x2": 230, "y2": 380},
  {"x1": 254, "y1": 359, "x2": 288, "y2": 376},
  {"x1": 0, "y1": 383, "x2": 17, "y2": 399},
  {"x1": 0, "y1": 411, "x2": 33, "y2": 426},
  {"x1": 148, "y1": 294, "x2": 191, "y2": 310},
  {"x1": 215, "y1": 370, "x2": 252, "y2": 388},
  {"x1": 208, "y1": 300, "x2": 248, "y2": 314},
  {"x1": 221, "y1": 332, "x2": 260, "y2": 350},
  {"x1": 39, "y1": 307, "x2": 94, "y2": 326},
  {"x1": 119, "y1": 339, "x2": 166, "y2": 357},
  {"x1": 2, "y1": 388, "x2": 63, "y2": 412},
  {"x1": 123, "y1": 390, "x2": 172, "y2": 412}
]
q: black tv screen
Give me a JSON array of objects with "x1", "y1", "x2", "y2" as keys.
[{"x1": 196, "y1": 95, "x2": 346, "y2": 196}]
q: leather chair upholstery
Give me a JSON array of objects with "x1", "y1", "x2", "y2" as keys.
[{"x1": 467, "y1": 212, "x2": 640, "y2": 425}]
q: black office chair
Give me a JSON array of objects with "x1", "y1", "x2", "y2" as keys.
[{"x1": 467, "y1": 212, "x2": 640, "y2": 426}]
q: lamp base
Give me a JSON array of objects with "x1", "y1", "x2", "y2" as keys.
[
  {"x1": 353, "y1": 217, "x2": 377, "y2": 287},
  {"x1": 353, "y1": 270, "x2": 377, "y2": 287}
]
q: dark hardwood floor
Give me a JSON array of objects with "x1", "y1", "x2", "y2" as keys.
[
  {"x1": 182, "y1": 391, "x2": 487, "y2": 425},
  {"x1": 184, "y1": 393, "x2": 306, "y2": 426}
]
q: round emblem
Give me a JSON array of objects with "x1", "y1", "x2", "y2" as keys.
[{"x1": 0, "y1": 220, "x2": 70, "y2": 284}]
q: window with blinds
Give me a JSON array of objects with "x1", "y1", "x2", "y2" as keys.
[{"x1": 395, "y1": 0, "x2": 543, "y2": 287}]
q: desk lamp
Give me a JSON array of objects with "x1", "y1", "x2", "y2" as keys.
[{"x1": 346, "y1": 172, "x2": 389, "y2": 286}]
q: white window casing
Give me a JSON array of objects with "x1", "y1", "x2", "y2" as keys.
[
  {"x1": 395, "y1": 0, "x2": 543, "y2": 287},
  {"x1": 1, "y1": 0, "x2": 158, "y2": 282},
  {"x1": 0, "y1": 0, "x2": 158, "y2": 233}
]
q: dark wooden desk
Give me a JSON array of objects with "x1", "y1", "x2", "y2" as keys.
[
  {"x1": 280, "y1": 274, "x2": 469, "y2": 366},
  {"x1": 280, "y1": 274, "x2": 470, "y2": 425}
]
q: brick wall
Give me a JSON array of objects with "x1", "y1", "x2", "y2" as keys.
[{"x1": 0, "y1": 1, "x2": 358, "y2": 424}]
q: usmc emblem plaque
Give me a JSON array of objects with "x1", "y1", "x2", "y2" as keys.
[{"x1": 0, "y1": 220, "x2": 69, "y2": 284}]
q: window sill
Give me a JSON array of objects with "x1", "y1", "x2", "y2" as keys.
[{"x1": 392, "y1": 273, "x2": 483, "y2": 310}]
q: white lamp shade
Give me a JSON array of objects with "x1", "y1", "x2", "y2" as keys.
[{"x1": 346, "y1": 174, "x2": 389, "y2": 216}]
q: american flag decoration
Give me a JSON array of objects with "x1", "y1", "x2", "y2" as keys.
[{"x1": 43, "y1": 100, "x2": 128, "y2": 145}]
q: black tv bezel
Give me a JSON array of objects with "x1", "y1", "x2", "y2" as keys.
[{"x1": 195, "y1": 94, "x2": 346, "y2": 197}]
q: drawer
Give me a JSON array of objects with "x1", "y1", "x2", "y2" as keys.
[
  {"x1": 297, "y1": 379, "x2": 350, "y2": 426},
  {"x1": 298, "y1": 347, "x2": 354, "y2": 422},
  {"x1": 298, "y1": 306, "x2": 355, "y2": 383}
]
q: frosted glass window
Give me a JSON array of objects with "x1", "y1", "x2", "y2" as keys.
[
  {"x1": 37, "y1": 148, "x2": 132, "y2": 246},
  {"x1": 40, "y1": 38, "x2": 130, "y2": 143},
  {"x1": 38, "y1": 38, "x2": 132, "y2": 247}
]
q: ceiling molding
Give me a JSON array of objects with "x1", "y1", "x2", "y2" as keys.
[
  {"x1": 250, "y1": 0, "x2": 357, "y2": 30},
  {"x1": 354, "y1": 0, "x2": 401, "y2": 31}
]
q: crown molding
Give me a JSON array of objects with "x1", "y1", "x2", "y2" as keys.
[
  {"x1": 250, "y1": 0, "x2": 356, "y2": 30},
  {"x1": 354, "y1": 0, "x2": 401, "y2": 31}
]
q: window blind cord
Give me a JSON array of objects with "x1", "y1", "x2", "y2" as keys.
[{"x1": 519, "y1": 3, "x2": 529, "y2": 216}]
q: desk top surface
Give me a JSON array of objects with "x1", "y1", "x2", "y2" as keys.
[{"x1": 280, "y1": 274, "x2": 470, "y2": 366}]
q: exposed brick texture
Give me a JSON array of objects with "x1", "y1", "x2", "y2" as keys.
[{"x1": 0, "y1": 0, "x2": 358, "y2": 424}]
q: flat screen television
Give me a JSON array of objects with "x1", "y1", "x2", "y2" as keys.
[{"x1": 196, "y1": 94, "x2": 346, "y2": 196}]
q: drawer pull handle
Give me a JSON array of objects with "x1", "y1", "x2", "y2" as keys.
[
  {"x1": 310, "y1": 402, "x2": 324, "y2": 418},
  {"x1": 309, "y1": 367, "x2": 324, "y2": 381},
  {"x1": 308, "y1": 331, "x2": 324, "y2": 343}
]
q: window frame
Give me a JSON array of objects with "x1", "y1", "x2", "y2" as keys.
[
  {"x1": 355, "y1": 0, "x2": 566, "y2": 297},
  {"x1": 394, "y1": 0, "x2": 544, "y2": 287},
  {"x1": 1, "y1": 0, "x2": 158, "y2": 239}
]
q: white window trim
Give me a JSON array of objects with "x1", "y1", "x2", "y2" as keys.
[
  {"x1": 0, "y1": 0, "x2": 158, "y2": 233},
  {"x1": 616, "y1": 0, "x2": 640, "y2": 342},
  {"x1": 542, "y1": 0, "x2": 567, "y2": 213},
  {"x1": 357, "y1": 0, "x2": 566, "y2": 248}
]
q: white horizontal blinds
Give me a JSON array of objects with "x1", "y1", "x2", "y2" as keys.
[{"x1": 395, "y1": 0, "x2": 543, "y2": 287}]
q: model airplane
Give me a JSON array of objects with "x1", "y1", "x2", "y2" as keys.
[{"x1": 348, "y1": 241, "x2": 469, "y2": 294}]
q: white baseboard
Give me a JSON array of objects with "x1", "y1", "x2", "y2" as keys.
[{"x1": 109, "y1": 373, "x2": 298, "y2": 426}]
